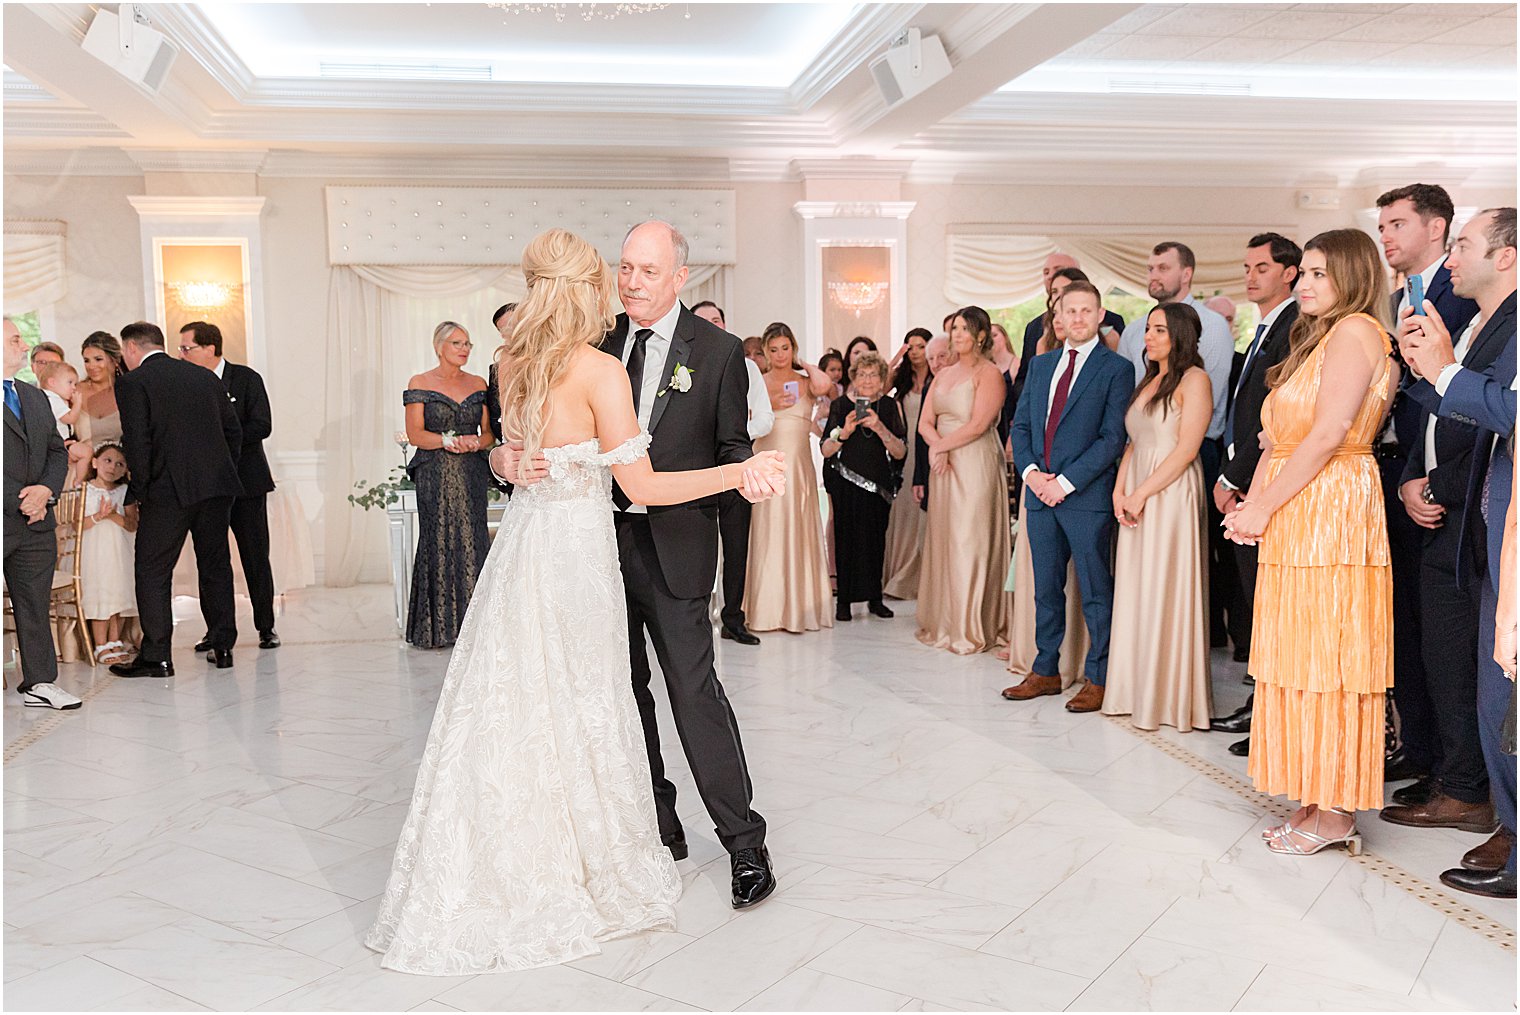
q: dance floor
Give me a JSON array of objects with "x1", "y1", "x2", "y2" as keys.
[{"x1": 4, "y1": 586, "x2": 1515, "y2": 1011}]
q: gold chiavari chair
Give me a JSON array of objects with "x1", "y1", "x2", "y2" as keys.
[{"x1": 50, "y1": 487, "x2": 95, "y2": 665}]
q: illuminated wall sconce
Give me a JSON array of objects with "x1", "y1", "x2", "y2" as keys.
[
  {"x1": 828, "y1": 280, "x2": 888, "y2": 317},
  {"x1": 169, "y1": 280, "x2": 235, "y2": 309}
]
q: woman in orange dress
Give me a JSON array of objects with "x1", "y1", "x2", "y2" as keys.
[{"x1": 1225, "y1": 228, "x2": 1397, "y2": 856}]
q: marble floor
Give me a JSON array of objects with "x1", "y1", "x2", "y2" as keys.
[{"x1": 4, "y1": 585, "x2": 1515, "y2": 1012}]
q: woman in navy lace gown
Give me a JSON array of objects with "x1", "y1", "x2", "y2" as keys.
[{"x1": 403, "y1": 322, "x2": 494, "y2": 648}]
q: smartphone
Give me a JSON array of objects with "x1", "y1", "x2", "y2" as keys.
[
  {"x1": 782, "y1": 380, "x2": 800, "y2": 400},
  {"x1": 1407, "y1": 275, "x2": 1425, "y2": 316},
  {"x1": 853, "y1": 397, "x2": 869, "y2": 420}
]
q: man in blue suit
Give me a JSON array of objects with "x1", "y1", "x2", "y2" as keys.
[
  {"x1": 1376, "y1": 183, "x2": 1480, "y2": 790},
  {"x1": 1003, "y1": 281, "x2": 1135, "y2": 713},
  {"x1": 1399, "y1": 206, "x2": 1517, "y2": 900}
]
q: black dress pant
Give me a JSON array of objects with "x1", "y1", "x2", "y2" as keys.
[
  {"x1": 1201, "y1": 440, "x2": 1247, "y2": 651},
  {"x1": 1418, "y1": 518, "x2": 1488, "y2": 803},
  {"x1": 1232, "y1": 539, "x2": 1259, "y2": 675},
  {"x1": 4, "y1": 527, "x2": 58, "y2": 692},
  {"x1": 716, "y1": 490, "x2": 751, "y2": 631},
  {"x1": 616, "y1": 513, "x2": 766, "y2": 853},
  {"x1": 136, "y1": 496, "x2": 236, "y2": 662},
  {"x1": 229, "y1": 493, "x2": 276, "y2": 634},
  {"x1": 1379, "y1": 453, "x2": 1432, "y2": 770}
]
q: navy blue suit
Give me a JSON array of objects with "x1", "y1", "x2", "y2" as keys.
[
  {"x1": 1385, "y1": 265, "x2": 1479, "y2": 776},
  {"x1": 1011, "y1": 342, "x2": 1135, "y2": 684},
  {"x1": 1410, "y1": 303, "x2": 1517, "y2": 871}
]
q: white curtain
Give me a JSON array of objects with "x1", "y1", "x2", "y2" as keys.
[
  {"x1": 946, "y1": 232, "x2": 1250, "y2": 307},
  {"x1": 3, "y1": 228, "x2": 67, "y2": 310}
]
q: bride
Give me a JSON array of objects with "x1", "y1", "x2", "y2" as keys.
[{"x1": 365, "y1": 228, "x2": 786, "y2": 975}]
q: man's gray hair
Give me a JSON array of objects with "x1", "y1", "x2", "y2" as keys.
[{"x1": 623, "y1": 219, "x2": 689, "y2": 270}]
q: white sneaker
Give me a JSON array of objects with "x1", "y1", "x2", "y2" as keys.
[{"x1": 22, "y1": 683, "x2": 83, "y2": 710}]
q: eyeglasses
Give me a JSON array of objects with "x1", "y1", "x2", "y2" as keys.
[
  {"x1": 445, "y1": 341, "x2": 474, "y2": 350},
  {"x1": 176, "y1": 344, "x2": 202, "y2": 355}
]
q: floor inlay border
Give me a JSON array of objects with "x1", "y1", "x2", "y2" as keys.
[
  {"x1": 1107, "y1": 716, "x2": 1516, "y2": 952},
  {"x1": 4, "y1": 672, "x2": 120, "y2": 764}
]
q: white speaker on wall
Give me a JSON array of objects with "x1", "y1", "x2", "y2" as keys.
[
  {"x1": 868, "y1": 28, "x2": 951, "y2": 107},
  {"x1": 81, "y1": 5, "x2": 179, "y2": 94}
]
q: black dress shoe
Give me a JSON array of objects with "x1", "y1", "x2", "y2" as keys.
[
  {"x1": 206, "y1": 649, "x2": 233, "y2": 669},
  {"x1": 109, "y1": 657, "x2": 175, "y2": 679},
  {"x1": 719, "y1": 625, "x2": 760, "y2": 646},
  {"x1": 259, "y1": 630, "x2": 281, "y2": 649},
  {"x1": 1232, "y1": 646, "x2": 1250, "y2": 663},
  {"x1": 1210, "y1": 696, "x2": 1254, "y2": 734},
  {"x1": 1383, "y1": 747, "x2": 1427, "y2": 784},
  {"x1": 867, "y1": 600, "x2": 894, "y2": 619},
  {"x1": 731, "y1": 846, "x2": 776, "y2": 909},
  {"x1": 1228, "y1": 737, "x2": 1250, "y2": 757},
  {"x1": 1439, "y1": 866, "x2": 1517, "y2": 899},
  {"x1": 835, "y1": 602, "x2": 852, "y2": 622},
  {"x1": 663, "y1": 835, "x2": 688, "y2": 862},
  {"x1": 194, "y1": 637, "x2": 212, "y2": 653},
  {"x1": 1391, "y1": 776, "x2": 1436, "y2": 807}
]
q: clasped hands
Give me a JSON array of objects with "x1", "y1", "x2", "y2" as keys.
[
  {"x1": 1222, "y1": 500, "x2": 1271, "y2": 546},
  {"x1": 1024, "y1": 470, "x2": 1067, "y2": 507},
  {"x1": 489, "y1": 444, "x2": 788, "y2": 503},
  {"x1": 17, "y1": 485, "x2": 50, "y2": 524},
  {"x1": 1394, "y1": 302, "x2": 1458, "y2": 381}
]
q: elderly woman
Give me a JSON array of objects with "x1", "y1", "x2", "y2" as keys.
[
  {"x1": 403, "y1": 321, "x2": 494, "y2": 649},
  {"x1": 821, "y1": 351, "x2": 907, "y2": 621}
]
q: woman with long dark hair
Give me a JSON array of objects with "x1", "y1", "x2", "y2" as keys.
[
  {"x1": 882, "y1": 328, "x2": 933, "y2": 598},
  {"x1": 1224, "y1": 228, "x2": 1396, "y2": 855},
  {"x1": 1103, "y1": 302, "x2": 1213, "y2": 731},
  {"x1": 76, "y1": 331, "x2": 125, "y2": 446}
]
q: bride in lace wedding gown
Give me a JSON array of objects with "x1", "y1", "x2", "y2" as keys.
[{"x1": 366, "y1": 228, "x2": 783, "y2": 975}]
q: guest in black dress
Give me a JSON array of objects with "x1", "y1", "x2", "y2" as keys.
[
  {"x1": 820, "y1": 351, "x2": 907, "y2": 622},
  {"x1": 403, "y1": 321, "x2": 493, "y2": 648}
]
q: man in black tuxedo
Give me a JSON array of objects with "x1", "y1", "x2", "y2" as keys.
[
  {"x1": 484, "y1": 303, "x2": 516, "y2": 496},
  {"x1": 1375, "y1": 184, "x2": 1480, "y2": 786},
  {"x1": 493, "y1": 221, "x2": 778, "y2": 910},
  {"x1": 109, "y1": 322, "x2": 243, "y2": 678},
  {"x1": 3, "y1": 319, "x2": 80, "y2": 710},
  {"x1": 179, "y1": 322, "x2": 281, "y2": 650},
  {"x1": 1209, "y1": 233, "x2": 1301, "y2": 750}
]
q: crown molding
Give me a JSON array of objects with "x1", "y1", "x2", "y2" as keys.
[
  {"x1": 793, "y1": 157, "x2": 916, "y2": 181},
  {"x1": 145, "y1": 3, "x2": 260, "y2": 97},
  {"x1": 938, "y1": 3, "x2": 1044, "y2": 63},
  {"x1": 1, "y1": 146, "x2": 142, "y2": 176},
  {"x1": 0, "y1": 109, "x2": 130, "y2": 141},
  {"x1": 788, "y1": 3, "x2": 924, "y2": 112},
  {"x1": 794, "y1": 200, "x2": 916, "y2": 221},
  {"x1": 3, "y1": 71, "x2": 62, "y2": 104},
  {"x1": 125, "y1": 148, "x2": 270, "y2": 174},
  {"x1": 127, "y1": 195, "x2": 268, "y2": 218},
  {"x1": 259, "y1": 150, "x2": 732, "y2": 182}
]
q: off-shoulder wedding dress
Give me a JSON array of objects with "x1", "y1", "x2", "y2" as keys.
[{"x1": 366, "y1": 432, "x2": 681, "y2": 975}]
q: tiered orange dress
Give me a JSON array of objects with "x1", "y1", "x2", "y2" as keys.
[{"x1": 1247, "y1": 313, "x2": 1394, "y2": 812}]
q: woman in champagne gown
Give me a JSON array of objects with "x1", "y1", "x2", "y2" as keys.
[
  {"x1": 917, "y1": 307, "x2": 1011, "y2": 654},
  {"x1": 1224, "y1": 229, "x2": 1395, "y2": 856},
  {"x1": 744, "y1": 323, "x2": 835, "y2": 633},
  {"x1": 882, "y1": 329, "x2": 932, "y2": 600},
  {"x1": 1103, "y1": 303, "x2": 1213, "y2": 732},
  {"x1": 77, "y1": 331, "x2": 124, "y2": 445},
  {"x1": 368, "y1": 228, "x2": 787, "y2": 974}
]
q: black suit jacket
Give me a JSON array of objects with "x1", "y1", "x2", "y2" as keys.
[
  {"x1": 485, "y1": 362, "x2": 512, "y2": 495},
  {"x1": 603, "y1": 305, "x2": 753, "y2": 599},
  {"x1": 117, "y1": 352, "x2": 244, "y2": 508},
  {"x1": 4, "y1": 379, "x2": 68, "y2": 539},
  {"x1": 1221, "y1": 301, "x2": 1298, "y2": 491},
  {"x1": 1389, "y1": 264, "x2": 1479, "y2": 451},
  {"x1": 220, "y1": 361, "x2": 275, "y2": 498}
]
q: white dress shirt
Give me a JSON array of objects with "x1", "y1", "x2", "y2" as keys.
[
  {"x1": 1021, "y1": 334, "x2": 1102, "y2": 494},
  {"x1": 1117, "y1": 293, "x2": 1234, "y2": 439},
  {"x1": 1425, "y1": 315, "x2": 1482, "y2": 469},
  {"x1": 744, "y1": 358, "x2": 774, "y2": 440},
  {"x1": 213, "y1": 358, "x2": 226, "y2": 379},
  {"x1": 614, "y1": 300, "x2": 682, "y2": 514}
]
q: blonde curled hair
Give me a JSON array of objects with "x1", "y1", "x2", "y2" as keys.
[{"x1": 496, "y1": 228, "x2": 616, "y2": 461}]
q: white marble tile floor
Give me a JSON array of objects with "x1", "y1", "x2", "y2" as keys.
[{"x1": 4, "y1": 584, "x2": 1514, "y2": 1010}]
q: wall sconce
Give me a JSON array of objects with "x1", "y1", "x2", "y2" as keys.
[
  {"x1": 169, "y1": 280, "x2": 234, "y2": 309},
  {"x1": 828, "y1": 280, "x2": 888, "y2": 317}
]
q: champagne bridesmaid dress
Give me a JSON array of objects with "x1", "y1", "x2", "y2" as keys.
[
  {"x1": 743, "y1": 388, "x2": 833, "y2": 633},
  {"x1": 1103, "y1": 379, "x2": 1212, "y2": 731},
  {"x1": 1006, "y1": 519, "x2": 1088, "y2": 689},
  {"x1": 881, "y1": 388, "x2": 929, "y2": 600},
  {"x1": 1248, "y1": 314, "x2": 1394, "y2": 811},
  {"x1": 916, "y1": 378, "x2": 1011, "y2": 654}
]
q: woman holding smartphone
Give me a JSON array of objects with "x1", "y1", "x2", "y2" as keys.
[{"x1": 745, "y1": 322, "x2": 836, "y2": 633}]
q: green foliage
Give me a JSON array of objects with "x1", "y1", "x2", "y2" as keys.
[
  {"x1": 9, "y1": 311, "x2": 43, "y2": 384},
  {"x1": 348, "y1": 466, "x2": 415, "y2": 511},
  {"x1": 989, "y1": 290, "x2": 1148, "y2": 357}
]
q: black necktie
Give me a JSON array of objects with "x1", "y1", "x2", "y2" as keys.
[{"x1": 626, "y1": 328, "x2": 653, "y2": 416}]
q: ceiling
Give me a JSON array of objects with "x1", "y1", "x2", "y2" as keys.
[{"x1": 3, "y1": 2, "x2": 1515, "y2": 188}]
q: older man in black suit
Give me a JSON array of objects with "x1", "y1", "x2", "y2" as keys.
[
  {"x1": 179, "y1": 322, "x2": 281, "y2": 649},
  {"x1": 109, "y1": 322, "x2": 243, "y2": 678},
  {"x1": 3, "y1": 319, "x2": 79, "y2": 710}
]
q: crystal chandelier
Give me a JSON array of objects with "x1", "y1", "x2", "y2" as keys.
[
  {"x1": 169, "y1": 280, "x2": 235, "y2": 309},
  {"x1": 486, "y1": 3, "x2": 672, "y2": 22},
  {"x1": 828, "y1": 281, "x2": 888, "y2": 317}
]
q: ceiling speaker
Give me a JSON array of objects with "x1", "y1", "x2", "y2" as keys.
[
  {"x1": 868, "y1": 28, "x2": 951, "y2": 108},
  {"x1": 81, "y1": 5, "x2": 179, "y2": 94}
]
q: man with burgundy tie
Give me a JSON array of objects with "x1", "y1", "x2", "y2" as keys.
[{"x1": 1004, "y1": 281, "x2": 1135, "y2": 712}]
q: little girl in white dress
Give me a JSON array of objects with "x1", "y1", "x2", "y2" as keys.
[{"x1": 80, "y1": 442, "x2": 138, "y2": 664}]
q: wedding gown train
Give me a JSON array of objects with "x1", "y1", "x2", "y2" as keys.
[{"x1": 367, "y1": 432, "x2": 681, "y2": 975}]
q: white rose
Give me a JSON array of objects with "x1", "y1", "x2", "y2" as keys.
[{"x1": 671, "y1": 364, "x2": 693, "y2": 393}]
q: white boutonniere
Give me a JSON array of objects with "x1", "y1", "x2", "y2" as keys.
[{"x1": 658, "y1": 363, "x2": 694, "y2": 397}]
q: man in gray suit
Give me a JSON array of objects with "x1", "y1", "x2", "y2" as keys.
[{"x1": 3, "y1": 318, "x2": 80, "y2": 709}]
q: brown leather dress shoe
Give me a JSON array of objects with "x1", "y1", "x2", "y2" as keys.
[
  {"x1": 1002, "y1": 674, "x2": 1061, "y2": 701},
  {"x1": 1379, "y1": 792, "x2": 1500, "y2": 834},
  {"x1": 1066, "y1": 680, "x2": 1105, "y2": 713},
  {"x1": 1463, "y1": 829, "x2": 1516, "y2": 872}
]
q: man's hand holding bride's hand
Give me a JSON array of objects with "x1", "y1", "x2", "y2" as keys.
[
  {"x1": 738, "y1": 451, "x2": 786, "y2": 503},
  {"x1": 489, "y1": 442, "x2": 550, "y2": 486}
]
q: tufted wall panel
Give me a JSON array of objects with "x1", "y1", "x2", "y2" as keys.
[{"x1": 325, "y1": 186, "x2": 737, "y2": 266}]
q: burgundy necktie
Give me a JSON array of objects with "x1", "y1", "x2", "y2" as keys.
[{"x1": 1043, "y1": 349, "x2": 1079, "y2": 471}]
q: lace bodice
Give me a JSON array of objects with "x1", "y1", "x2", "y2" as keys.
[{"x1": 513, "y1": 432, "x2": 652, "y2": 506}]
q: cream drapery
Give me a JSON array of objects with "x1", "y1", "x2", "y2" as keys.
[
  {"x1": 945, "y1": 232, "x2": 1250, "y2": 308},
  {"x1": 3, "y1": 225, "x2": 67, "y2": 310}
]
